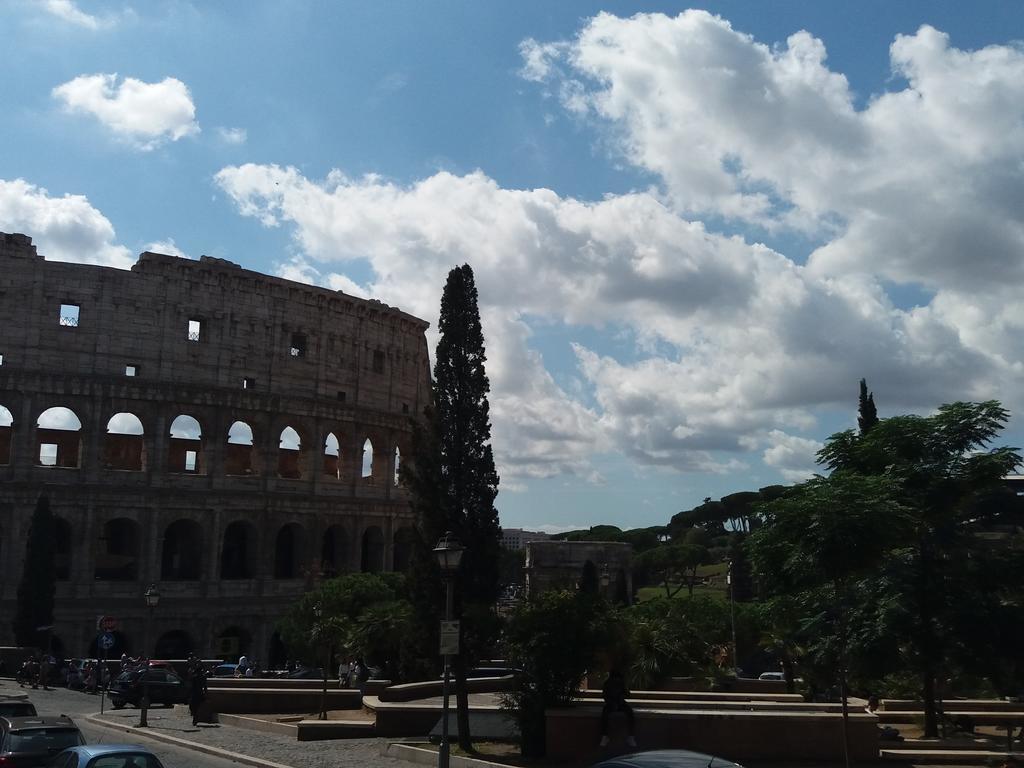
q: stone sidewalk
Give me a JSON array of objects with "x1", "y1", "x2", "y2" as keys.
[{"x1": 93, "y1": 705, "x2": 408, "y2": 768}]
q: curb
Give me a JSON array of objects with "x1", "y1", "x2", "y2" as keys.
[
  {"x1": 384, "y1": 742, "x2": 511, "y2": 768},
  {"x1": 84, "y1": 714, "x2": 298, "y2": 768}
]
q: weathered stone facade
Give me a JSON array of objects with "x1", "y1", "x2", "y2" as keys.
[
  {"x1": 0, "y1": 232, "x2": 431, "y2": 662},
  {"x1": 524, "y1": 540, "x2": 633, "y2": 604}
]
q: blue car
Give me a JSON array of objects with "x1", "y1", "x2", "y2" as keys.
[
  {"x1": 48, "y1": 744, "x2": 164, "y2": 768},
  {"x1": 589, "y1": 750, "x2": 744, "y2": 768}
]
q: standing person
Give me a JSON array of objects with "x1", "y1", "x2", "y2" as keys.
[
  {"x1": 338, "y1": 659, "x2": 350, "y2": 688},
  {"x1": 188, "y1": 655, "x2": 207, "y2": 726},
  {"x1": 237, "y1": 654, "x2": 248, "y2": 677},
  {"x1": 598, "y1": 669, "x2": 636, "y2": 748}
]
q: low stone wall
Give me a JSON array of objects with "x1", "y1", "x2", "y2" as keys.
[
  {"x1": 657, "y1": 677, "x2": 789, "y2": 694},
  {"x1": 881, "y1": 698, "x2": 1020, "y2": 712},
  {"x1": 379, "y1": 676, "x2": 514, "y2": 703},
  {"x1": 577, "y1": 689, "x2": 803, "y2": 703},
  {"x1": 206, "y1": 687, "x2": 363, "y2": 714},
  {"x1": 545, "y1": 706, "x2": 879, "y2": 763}
]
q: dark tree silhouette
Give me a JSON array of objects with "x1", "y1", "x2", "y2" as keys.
[
  {"x1": 404, "y1": 264, "x2": 501, "y2": 751},
  {"x1": 12, "y1": 494, "x2": 57, "y2": 648},
  {"x1": 857, "y1": 378, "x2": 878, "y2": 434}
]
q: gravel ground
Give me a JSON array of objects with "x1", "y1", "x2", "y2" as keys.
[{"x1": 94, "y1": 705, "x2": 408, "y2": 768}]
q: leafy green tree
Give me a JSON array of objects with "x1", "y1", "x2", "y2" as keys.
[
  {"x1": 857, "y1": 378, "x2": 878, "y2": 434},
  {"x1": 403, "y1": 264, "x2": 502, "y2": 751},
  {"x1": 750, "y1": 473, "x2": 910, "y2": 768},
  {"x1": 501, "y1": 591, "x2": 611, "y2": 758},
  {"x1": 819, "y1": 401, "x2": 1021, "y2": 736},
  {"x1": 637, "y1": 540, "x2": 709, "y2": 598},
  {"x1": 13, "y1": 494, "x2": 56, "y2": 648}
]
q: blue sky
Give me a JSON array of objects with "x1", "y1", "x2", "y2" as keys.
[{"x1": 3, "y1": 1, "x2": 1024, "y2": 532}]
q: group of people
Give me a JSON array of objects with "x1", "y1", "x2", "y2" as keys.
[
  {"x1": 15, "y1": 654, "x2": 54, "y2": 690},
  {"x1": 337, "y1": 658, "x2": 368, "y2": 689}
]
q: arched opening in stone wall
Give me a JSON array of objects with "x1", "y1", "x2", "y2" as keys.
[
  {"x1": 393, "y1": 447, "x2": 401, "y2": 486},
  {"x1": 95, "y1": 518, "x2": 140, "y2": 581},
  {"x1": 321, "y1": 525, "x2": 346, "y2": 577},
  {"x1": 221, "y1": 520, "x2": 257, "y2": 579},
  {"x1": 268, "y1": 631, "x2": 287, "y2": 669},
  {"x1": 54, "y1": 517, "x2": 72, "y2": 581},
  {"x1": 154, "y1": 629, "x2": 195, "y2": 659},
  {"x1": 103, "y1": 412, "x2": 145, "y2": 471},
  {"x1": 226, "y1": 420, "x2": 257, "y2": 476},
  {"x1": 216, "y1": 626, "x2": 252, "y2": 660},
  {"x1": 161, "y1": 519, "x2": 202, "y2": 580},
  {"x1": 323, "y1": 432, "x2": 340, "y2": 479},
  {"x1": 36, "y1": 407, "x2": 82, "y2": 468},
  {"x1": 361, "y1": 438, "x2": 373, "y2": 479},
  {"x1": 0, "y1": 405, "x2": 13, "y2": 465},
  {"x1": 392, "y1": 526, "x2": 416, "y2": 573},
  {"x1": 361, "y1": 526, "x2": 384, "y2": 573},
  {"x1": 273, "y1": 523, "x2": 305, "y2": 579},
  {"x1": 277, "y1": 426, "x2": 303, "y2": 479},
  {"x1": 168, "y1": 415, "x2": 203, "y2": 474}
]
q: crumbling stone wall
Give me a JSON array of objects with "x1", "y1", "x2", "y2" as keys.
[{"x1": 0, "y1": 232, "x2": 432, "y2": 661}]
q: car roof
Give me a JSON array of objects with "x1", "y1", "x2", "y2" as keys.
[
  {"x1": 63, "y1": 745, "x2": 156, "y2": 757},
  {"x1": 2, "y1": 716, "x2": 76, "y2": 730}
]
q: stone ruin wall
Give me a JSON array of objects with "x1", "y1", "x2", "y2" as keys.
[{"x1": 0, "y1": 232, "x2": 432, "y2": 662}]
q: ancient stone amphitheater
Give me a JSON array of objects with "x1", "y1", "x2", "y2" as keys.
[{"x1": 0, "y1": 232, "x2": 430, "y2": 663}]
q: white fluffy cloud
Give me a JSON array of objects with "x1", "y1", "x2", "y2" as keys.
[
  {"x1": 52, "y1": 74, "x2": 199, "y2": 149},
  {"x1": 0, "y1": 178, "x2": 132, "y2": 268},
  {"x1": 761, "y1": 430, "x2": 823, "y2": 482},
  {"x1": 217, "y1": 126, "x2": 247, "y2": 145},
  {"x1": 40, "y1": 0, "x2": 108, "y2": 29},
  {"x1": 144, "y1": 238, "x2": 190, "y2": 259}
]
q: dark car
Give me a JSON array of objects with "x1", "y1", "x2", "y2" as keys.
[
  {"x1": 589, "y1": 750, "x2": 744, "y2": 768},
  {"x1": 107, "y1": 669, "x2": 186, "y2": 709},
  {"x1": 48, "y1": 744, "x2": 165, "y2": 768},
  {"x1": 0, "y1": 697, "x2": 37, "y2": 719},
  {"x1": 284, "y1": 667, "x2": 323, "y2": 679},
  {"x1": 0, "y1": 716, "x2": 85, "y2": 767}
]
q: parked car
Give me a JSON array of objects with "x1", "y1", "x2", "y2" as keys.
[
  {"x1": 48, "y1": 744, "x2": 165, "y2": 768},
  {"x1": 0, "y1": 715, "x2": 85, "y2": 767},
  {"x1": 107, "y1": 669, "x2": 186, "y2": 709},
  {"x1": 210, "y1": 664, "x2": 238, "y2": 678},
  {"x1": 589, "y1": 750, "x2": 744, "y2": 768},
  {"x1": 284, "y1": 667, "x2": 323, "y2": 679},
  {"x1": 758, "y1": 672, "x2": 784, "y2": 681},
  {"x1": 0, "y1": 696, "x2": 37, "y2": 718}
]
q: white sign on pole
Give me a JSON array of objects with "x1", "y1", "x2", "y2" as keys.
[{"x1": 439, "y1": 620, "x2": 460, "y2": 656}]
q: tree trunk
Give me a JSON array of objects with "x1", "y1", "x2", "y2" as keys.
[
  {"x1": 454, "y1": 652, "x2": 472, "y2": 752},
  {"x1": 922, "y1": 665, "x2": 939, "y2": 738}
]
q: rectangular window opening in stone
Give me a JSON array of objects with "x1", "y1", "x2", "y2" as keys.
[
  {"x1": 188, "y1": 318, "x2": 202, "y2": 342},
  {"x1": 243, "y1": 377, "x2": 255, "y2": 389},
  {"x1": 59, "y1": 303, "x2": 80, "y2": 327},
  {"x1": 290, "y1": 332, "x2": 306, "y2": 357},
  {"x1": 184, "y1": 449, "x2": 198, "y2": 473},
  {"x1": 373, "y1": 349, "x2": 385, "y2": 373},
  {"x1": 125, "y1": 364, "x2": 138, "y2": 377},
  {"x1": 39, "y1": 442, "x2": 58, "y2": 466},
  {"x1": 402, "y1": 403, "x2": 409, "y2": 414},
  {"x1": 337, "y1": 390, "x2": 346, "y2": 402}
]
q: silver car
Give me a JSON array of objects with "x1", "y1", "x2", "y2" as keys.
[{"x1": 48, "y1": 744, "x2": 165, "y2": 768}]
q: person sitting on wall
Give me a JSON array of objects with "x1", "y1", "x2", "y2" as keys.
[{"x1": 599, "y1": 669, "x2": 636, "y2": 748}]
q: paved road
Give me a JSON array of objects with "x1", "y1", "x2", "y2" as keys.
[{"x1": 1, "y1": 680, "x2": 406, "y2": 768}]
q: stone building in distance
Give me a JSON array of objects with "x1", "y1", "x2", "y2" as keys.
[{"x1": 0, "y1": 232, "x2": 430, "y2": 663}]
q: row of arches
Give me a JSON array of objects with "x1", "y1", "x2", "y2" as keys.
[
  {"x1": 33, "y1": 517, "x2": 417, "y2": 582},
  {"x1": 0, "y1": 406, "x2": 404, "y2": 484}
]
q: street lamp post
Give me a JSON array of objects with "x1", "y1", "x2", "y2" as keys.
[
  {"x1": 433, "y1": 532, "x2": 465, "y2": 768},
  {"x1": 138, "y1": 584, "x2": 161, "y2": 727},
  {"x1": 314, "y1": 602, "x2": 327, "y2": 721},
  {"x1": 727, "y1": 561, "x2": 739, "y2": 678}
]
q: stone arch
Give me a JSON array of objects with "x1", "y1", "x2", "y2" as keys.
[
  {"x1": 36, "y1": 406, "x2": 82, "y2": 468},
  {"x1": 54, "y1": 517, "x2": 72, "y2": 581},
  {"x1": 226, "y1": 420, "x2": 257, "y2": 476},
  {"x1": 321, "y1": 525, "x2": 347, "y2": 577},
  {"x1": 94, "y1": 518, "x2": 140, "y2": 581},
  {"x1": 0, "y1": 404, "x2": 13, "y2": 465},
  {"x1": 154, "y1": 629, "x2": 195, "y2": 659},
  {"x1": 103, "y1": 412, "x2": 145, "y2": 471},
  {"x1": 323, "y1": 432, "x2": 341, "y2": 479},
  {"x1": 221, "y1": 520, "x2": 257, "y2": 579},
  {"x1": 392, "y1": 526, "x2": 416, "y2": 572},
  {"x1": 277, "y1": 425, "x2": 304, "y2": 479},
  {"x1": 161, "y1": 519, "x2": 203, "y2": 580},
  {"x1": 361, "y1": 525, "x2": 384, "y2": 573},
  {"x1": 168, "y1": 414, "x2": 203, "y2": 474},
  {"x1": 361, "y1": 438, "x2": 373, "y2": 479},
  {"x1": 273, "y1": 523, "x2": 306, "y2": 579}
]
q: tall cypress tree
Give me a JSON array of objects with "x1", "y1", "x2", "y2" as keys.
[
  {"x1": 12, "y1": 494, "x2": 57, "y2": 648},
  {"x1": 404, "y1": 264, "x2": 502, "y2": 751},
  {"x1": 857, "y1": 378, "x2": 878, "y2": 434}
]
